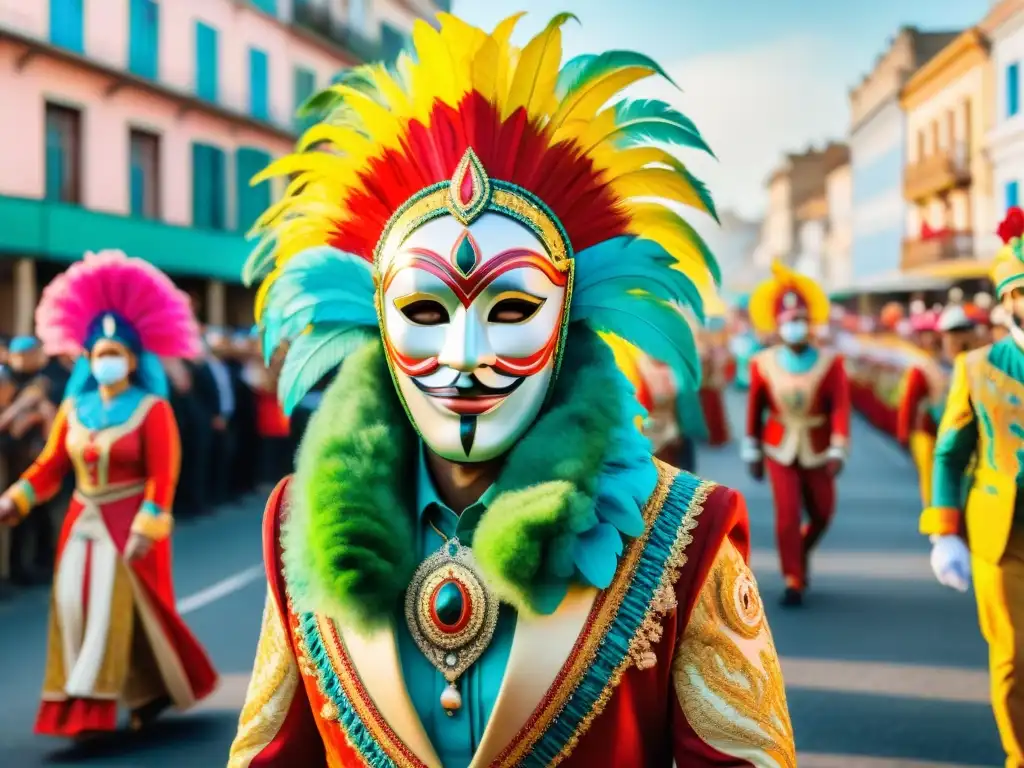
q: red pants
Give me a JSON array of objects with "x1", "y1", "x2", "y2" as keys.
[{"x1": 765, "y1": 459, "x2": 836, "y2": 590}]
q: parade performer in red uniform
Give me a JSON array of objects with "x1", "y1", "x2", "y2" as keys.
[
  {"x1": 743, "y1": 261, "x2": 850, "y2": 607},
  {"x1": 227, "y1": 12, "x2": 795, "y2": 767},
  {"x1": 0, "y1": 251, "x2": 218, "y2": 738},
  {"x1": 699, "y1": 317, "x2": 732, "y2": 446}
]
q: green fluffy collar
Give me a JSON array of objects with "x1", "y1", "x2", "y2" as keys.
[{"x1": 281, "y1": 327, "x2": 632, "y2": 630}]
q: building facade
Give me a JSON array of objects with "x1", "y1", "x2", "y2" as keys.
[
  {"x1": 757, "y1": 143, "x2": 848, "y2": 276},
  {"x1": 985, "y1": 0, "x2": 1024, "y2": 227},
  {"x1": 900, "y1": 28, "x2": 995, "y2": 281},
  {"x1": 699, "y1": 209, "x2": 762, "y2": 295},
  {"x1": 0, "y1": 0, "x2": 433, "y2": 336},
  {"x1": 848, "y1": 27, "x2": 959, "y2": 291},
  {"x1": 823, "y1": 161, "x2": 853, "y2": 290}
]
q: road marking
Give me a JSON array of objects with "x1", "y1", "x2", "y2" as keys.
[
  {"x1": 782, "y1": 658, "x2": 989, "y2": 704},
  {"x1": 750, "y1": 550, "x2": 934, "y2": 582},
  {"x1": 177, "y1": 564, "x2": 264, "y2": 615},
  {"x1": 798, "y1": 755, "x2": 994, "y2": 768}
]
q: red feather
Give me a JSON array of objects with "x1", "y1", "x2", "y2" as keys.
[
  {"x1": 327, "y1": 93, "x2": 630, "y2": 262},
  {"x1": 997, "y1": 206, "x2": 1024, "y2": 243}
]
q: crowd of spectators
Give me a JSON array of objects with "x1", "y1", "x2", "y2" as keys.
[{"x1": 0, "y1": 328, "x2": 307, "y2": 598}]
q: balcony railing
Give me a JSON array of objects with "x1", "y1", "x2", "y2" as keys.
[
  {"x1": 903, "y1": 144, "x2": 971, "y2": 201},
  {"x1": 291, "y1": 1, "x2": 382, "y2": 63},
  {"x1": 901, "y1": 231, "x2": 974, "y2": 270}
]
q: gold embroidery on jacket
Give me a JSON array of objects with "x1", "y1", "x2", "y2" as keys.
[
  {"x1": 228, "y1": 591, "x2": 300, "y2": 767},
  {"x1": 673, "y1": 540, "x2": 796, "y2": 768}
]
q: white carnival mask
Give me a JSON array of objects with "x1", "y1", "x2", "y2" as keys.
[{"x1": 379, "y1": 213, "x2": 570, "y2": 461}]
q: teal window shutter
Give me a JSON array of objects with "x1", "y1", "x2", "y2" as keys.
[
  {"x1": 45, "y1": 121, "x2": 65, "y2": 202},
  {"x1": 193, "y1": 142, "x2": 227, "y2": 230},
  {"x1": 236, "y1": 147, "x2": 272, "y2": 233},
  {"x1": 130, "y1": 143, "x2": 145, "y2": 216},
  {"x1": 210, "y1": 146, "x2": 226, "y2": 230},
  {"x1": 128, "y1": 0, "x2": 159, "y2": 79},
  {"x1": 195, "y1": 22, "x2": 219, "y2": 102},
  {"x1": 252, "y1": 0, "x2": 278, "y2": 15},
  {"x1": 1008, "y1": 181, "x2": 1020, "y2": 210},
  {"x1": 50, "y1": 0, "x2": 84, "y2": 53},
  {"x1": 1009, "y1": 63, "x2": 1021, "y2": 119},
  {"x1": 249, "y1": 48, "x2": 269, "y2": 120},
  {"x1": 293, "y1": 66, "x2": 316, "y2": 132}
]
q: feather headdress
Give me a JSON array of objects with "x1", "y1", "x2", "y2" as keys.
[
  {"x1": 246, "y1": 12, "x2": 719, "y2": 411},
  {"x1": 994, "y1": 206, "x2": 1024, "y2": 297},
  {"x1": 747, "y1": 260, "x2": 829, "y2": 335},
  {"x1": 35, "y1": 250, "x2": 201, "y2": 359}
]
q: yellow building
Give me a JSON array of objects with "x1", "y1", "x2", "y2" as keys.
[{"x1": 900, "y1": 28, "x2": 995, "y2": 281}]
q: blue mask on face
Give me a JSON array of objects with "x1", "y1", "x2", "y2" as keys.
[
  {"x1": 91, "y1": 356, "x2": 130, "y2": 386},
  {"x1": 779, "y1": 320, "x2": 809, "y2": 345}
]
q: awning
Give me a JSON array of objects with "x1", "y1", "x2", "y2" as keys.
[
  {"x1": 829, "y1": 270, "x2": 952, "y2": 297},
  {"x1": 903, "y1": 258, "x2": 991, "y2": 280}
]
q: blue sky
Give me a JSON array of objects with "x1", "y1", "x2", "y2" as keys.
[{"x1": 450, "y1": 0, "x2": 992, "y2": 222}]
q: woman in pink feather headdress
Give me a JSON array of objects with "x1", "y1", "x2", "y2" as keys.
[{"x1": 0, "y1": 251, "x2": 218, "y2": 739}]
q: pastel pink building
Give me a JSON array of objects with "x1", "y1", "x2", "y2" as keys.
[{"x1": 0, "y1": 0, "x2": 440, "y2": 335}]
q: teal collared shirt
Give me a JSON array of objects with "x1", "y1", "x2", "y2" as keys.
[
  {"x1": 394, "y1": 446, "x2": 517, "y2": 767},
  {"x1": 777, "y1": 345, "x2": 819, "y2": 374}
]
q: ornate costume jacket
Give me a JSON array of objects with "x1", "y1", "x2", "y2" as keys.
[
  {"x1": 745, "y1": 346, "x2": 851, "y2": 468},
  {"x1": 896, "y1": 362, "x2": 944, "y2": 445},
  {"x1": 229, "y1": 465, "x2": 796, "y2": 768},
  {"x1": 920, "y1": 338, "x2": 1024, "y2": 565}
]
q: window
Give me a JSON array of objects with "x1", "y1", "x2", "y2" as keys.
[
  {"x1": 249, "y1": 48, "x2": 270, "y2": 120},
  {"x1": 293, "y1": 66, "x2": 317, "y2": 132},
  {"x1": 963, "y1": 98, "x2": 972, "y2": 149},
  {"x1": 195, "y1": 22, "x2": 219, "y2": 102},
  {"x1": 44, "y1": 103, "x2": 82, "y2": 204},
  {"x1": 192, "y1": 143, "x2": 227, "y2": 230},
  {"x1": 1009, "y1": 62, "x2": 1020, "y2": 118},
  {"x1": 50, "y1": 0, "x2": 84, "y2": 52},
  {"x1": 349, "y1": 0, "x2": 368, "y2": 33},
  {"x1": 128, "y1": 0, "x2": 159, "y2": 79},
  {"x1": 916, "y1": 129, "x2": 926, "y2": 161},
  {"x1": 381, "y1": 23, "x2": 408, "y2": 64},
  {"x1": 236, "y1": 147, "x2": 272, "y2": 233},
  {"x1": 129, "y1": 129, "x2": 160, "y2": 219},
  {"x1": 1008, "y1": 181, "x2": 1019, "y2": 210},
  {"x1": 251, "y1": 0, "x2": 277, "y2": 15}
]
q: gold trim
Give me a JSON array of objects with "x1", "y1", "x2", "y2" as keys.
[
  {"x1": 130, "y1": 511, "x2": 173, "y2": 541},
  {"x1": 66, "y1": 396, "x2": 157, "y2": 494}
]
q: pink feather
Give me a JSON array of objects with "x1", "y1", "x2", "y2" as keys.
[{"x1": 35, "y1": 250, "x2": 202, "y2": 359}]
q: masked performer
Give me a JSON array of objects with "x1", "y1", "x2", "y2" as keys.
[
  {"x1": 0, "y1": 251, "x2": 218, "y2": 738},
  {"x1": 227, "y1": 13, "x2": 795, "y2": 768},
  {"x1": 743, "y1": 262, "x2": 850, "y2": 607},
  {"x1": 699, "y1": 317, "x2": 731, "y2": 446},
  {"x1": 897, "y1": 302, "x2": 945, "y2": 508},
  {"x1": 922, "y1": 207, "x2": 1024, "y2": 767}
]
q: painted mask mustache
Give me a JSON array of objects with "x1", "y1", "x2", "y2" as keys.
[{"x1": 412, "y1": 367, "x2": 525, "y2": 416}]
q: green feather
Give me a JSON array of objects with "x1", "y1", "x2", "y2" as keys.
[
  {"x1": 242, "y1": 235, "x2": 277, "y2": 287},
  {"x1": 279, "y1": 326, "x2": 375, "y2": 414},
  {"x1": 555, "y1": 53, "x2": 597, "y2": 99}
]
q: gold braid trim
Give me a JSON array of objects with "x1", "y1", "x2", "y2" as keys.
[{"x1": 228, "y1": 590, "x2": 301, "y2": 768}]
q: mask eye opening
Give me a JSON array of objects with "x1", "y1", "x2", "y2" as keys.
[
  {"x1": 397, "y1": 297, "x2": 450, "y2": 326},
  {"x1": 487, "y1": 292, "x2": 545, "y2": 324}
]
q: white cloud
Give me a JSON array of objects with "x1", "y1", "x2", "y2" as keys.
[{"x1": 634, "y1": 36, "x2": 850, "y2": 224}]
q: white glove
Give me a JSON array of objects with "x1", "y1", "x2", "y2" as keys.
[{"x1": 930, "y1": 535, "x2": 971, "y2": 593}]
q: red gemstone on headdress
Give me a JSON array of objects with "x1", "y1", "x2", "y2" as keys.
[
  {"x1": 458, "y1": 165, "x2": 476, "y2": 207},
  {"x1": 430, "y1": 577, "x2": 471, "y2": 634}
]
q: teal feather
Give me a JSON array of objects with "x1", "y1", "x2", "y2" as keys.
[
  {"x1": 242, "y1": 236, "x2": 278, "y2": 287},
  {"x1": 279, "y1": 326, "x2": 375, "y2": 414},
  {"x1": 650, "y1": 207, "x2": 721, "y2": 284},
  {"x1": 573, "y1": 298, "x2": 702, "y2": 391},
  {"x1": 557, "y1": 50, "x2": 676, "y2": 104},
  {"x1": 572, "y1": 236, "x2": 705, "y2": 315},
  {"x1": 602, "y1": 99, "x2": 714, "y2": 158},
  {"x1": 554, "y1": 53, "x2": 597, "y2": 99},
  {"x1": 573, "y1": 522, "x2": 623, "y2": 589}
]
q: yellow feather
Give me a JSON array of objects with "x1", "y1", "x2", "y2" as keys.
[
  {"x1": 591, "y1": 146, "x2": 682, "y2": 181},
  {"x1": 251, "y1": 152, "x2": 352, "y2": 186},
  {"x1": 326, "y1": 85, "x2": 403, "y2": 147},
  {"x1": 557, "y1": 105, "x2": 616, "y2": 146},
  {"x1": 490, "y1": 12, "x2": 526, "y2": 110},
  {"x1": 626, "y1": 203, "x2": 714, "y2": 284},
  {"x1": 367, "y1": 65, "x2": 412, "y2": 115},
  {"x1": 550, "y1": 66, "x2": 657, "y2": 129},
  {"x1": 437, "y1": 12, "x2": 486, "y2": 68},
  {"x1": 254, "y1": 266, "x2": 282, "y2": 319},
  {"x1": 611, "y1": 168, "x2": 714, "y2": 218},
  {"x1": 297, "y1": 124, "x2": 374, "y2": 158},
  {"x1": 410, "y1": 20, "x2": 458, "y2": 111},
  {"x1": 504, "y1": 13, "x2": 574, "y2": 120},
  {"x1": 472, "y1": 34, "x2": 501, "y2": 101}
]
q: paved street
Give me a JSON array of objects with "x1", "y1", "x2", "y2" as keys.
[{"x1": 0, "y1": 390, "x2": 1005, "y2": 767}]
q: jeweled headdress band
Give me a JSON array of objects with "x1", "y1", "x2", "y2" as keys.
[{"x1": 373, "y1": 148, "x2": 573, "y2": 271}]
